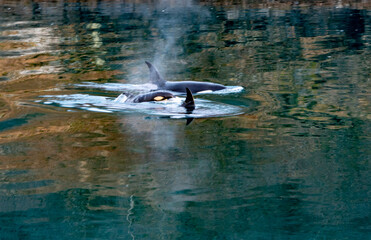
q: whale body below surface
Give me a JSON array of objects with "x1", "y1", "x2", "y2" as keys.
[{"x1": 145, "y1": 61, "x2": 226, "y2": 93}]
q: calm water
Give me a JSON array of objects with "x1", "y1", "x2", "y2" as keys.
[{"x1": 0, "y1": 1, "x2": 370, "y2": 239}]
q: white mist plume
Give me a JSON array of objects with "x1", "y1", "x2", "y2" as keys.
[
  {"x1": 121, "y1": 0, "x2": 209, "y2": 85},
  {"x1": 150, "y1": 0, "x2": 209, "y2": 81}
]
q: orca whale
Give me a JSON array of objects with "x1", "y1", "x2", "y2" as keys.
[
  {"x1": 122, "y1": 87, "x2": 195, "y2": 125},
  {"x1": 145, "y1": 61, "x2": 226, "y2": 93},
  {"x1": 124, "y1": 88, "x2": 195, "y2": 110}
]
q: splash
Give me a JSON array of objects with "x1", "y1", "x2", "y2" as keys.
[
  {"x1": 73, "y1": 82, "x2": 244, "y2": 95},
  {"x1": 74, "y1": 82, "x2": 158, "y2": 93},
  {"x1": 38, "y1": 92, "x2": 246, "y2": 119}
]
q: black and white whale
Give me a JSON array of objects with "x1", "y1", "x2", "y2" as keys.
[
  {"x1": 124, "y1": 87, "x2": 195, "y2": 110},
  {"x1": 122, "y1": 87, "x2": 196, "y2": 125},
  {"x1": 145, "y1": 61, "x2": 226, "y2": 93}
]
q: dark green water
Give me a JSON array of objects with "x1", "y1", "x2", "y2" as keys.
[{"x1": 0, "y1": 1, "x2": 370, "y2": 239}]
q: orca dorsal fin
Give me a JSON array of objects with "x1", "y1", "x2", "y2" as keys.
[
  {"x1": 186, "y1": 118, "x2": 194, "y2": 126},
  {"x1": 145, "y1": 61, "x2": 166, "y2": 87},
  {"x1": 181, "y1": 87, "x2": 195, "y2": 110}
]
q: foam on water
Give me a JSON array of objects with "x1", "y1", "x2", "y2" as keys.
[
  {"x1": 38, "y1": 82, "x2": 246, "y2": 118},
  {"x1": 73, "y1": 82, "x2": 244, "y2": 95},
  {"x1": 74, "y1": 82, "x2": 158, "y2": 92},
  {"x1": 39, "y1": 93, "x2": 246, "y2": 119}
]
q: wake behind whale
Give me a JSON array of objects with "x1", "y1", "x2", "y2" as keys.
[{"x1": 37, "y1": 91, "x2": 246, "y2": 119}]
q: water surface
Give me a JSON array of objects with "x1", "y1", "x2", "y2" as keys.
[{"x1": 0, "y1": 1, "x2": 370, "y2": 239}]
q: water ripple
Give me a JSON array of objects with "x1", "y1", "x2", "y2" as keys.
[{"x1": 38, "y1": 92, "x2": 246, "y2": 119}]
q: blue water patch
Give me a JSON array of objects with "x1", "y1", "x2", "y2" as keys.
[
  {"x1": 0, "y1": 113, "x2": 44, "y2": 132},
  {"x1": 0, "y1": 179, "x2": 54, "y2": 192},
  {"x1": 0, "y1": 188, "x2": 134, "y2": 240},
  {"x1": 0, "y1": 169, "x2": 55, "y2": 197},
  {"x1": 0, "y1": 118, "x2": 28, "y2": 132}
]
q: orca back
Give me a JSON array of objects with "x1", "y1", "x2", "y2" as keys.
[
  {"x1": 165, "y1": 81, "x2": 225, "y2": 93},
  {"x1": 145, "y1": 61, "x2": 226, "y2": 93}
]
